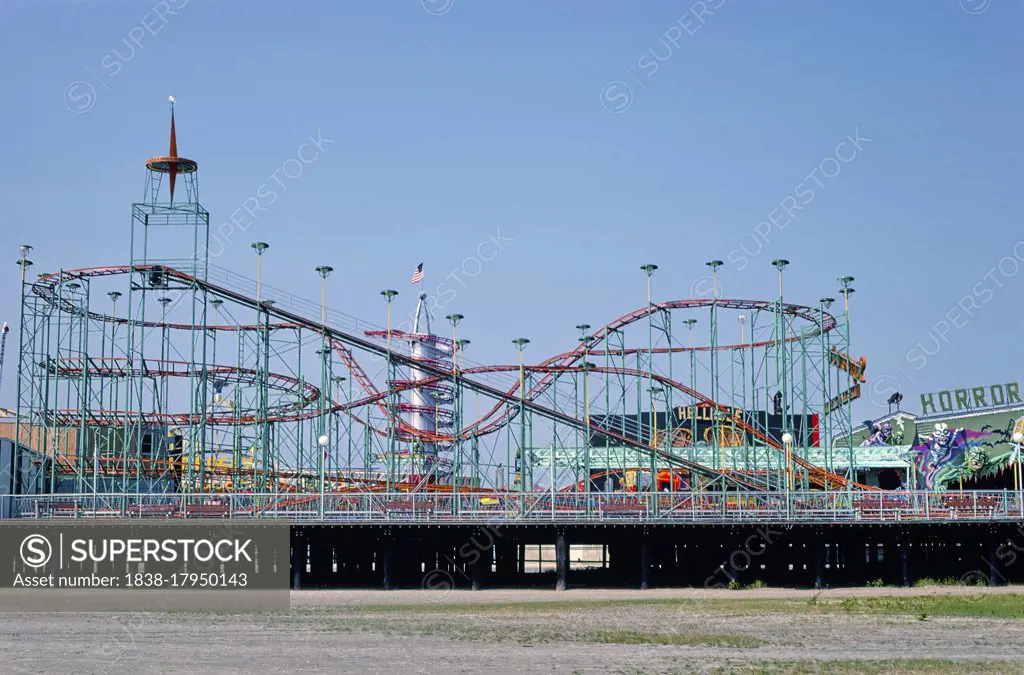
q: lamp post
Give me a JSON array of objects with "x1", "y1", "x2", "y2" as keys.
[
  {"x1": 316, "y1": 266, "x2": 334, "y2": 326},
  {"x1": 95, "y1": 289, "x2": 126, "y2": 495},
  {"x1": 380, "y1": 290, "x2": 398, "y2": 349},
  {"x1": 315, "y1": 266, "x2": 334, "y2": 507},
  {"x1": 446, "y1": 314, "x2": 464, "y2": 373},
  {"x1": 579, "y1": 335, "x2": 596, "y2": 497},
  {"x1": 682, "y1": 318, "x2": 698, "y2": 469},
  {"x1": 781, "y1": 431, "x2": 794, "y2": 497},
  {"x1": 15, "y1": 245, "x2": 33, "y2": 495},
  {"x1": 641, "y1": 265, "x2": 658, "y2": 495},
  {"x1": 456, "y1": 338, "x2": 474, "y2": 485},
  {"x1": 581, "y1": 360, "x2": 596, "y2": 510},
  {"x1": 838, "y1": 277, "x2": 856, "y2": 328},
  {"x1": 249, "y1": 243, "x2": 270, "y2": 496},
  {"x1": 251, "y1": 242, "x2": 269, "y2": 303},
  {"x1": 819, "y1": 296, "x2": 835, "y2": 482},
  {"x1": 838, "y1": 276, "x2": 855, "y2": 490},
  {"x1": 1013, "y1": 431, "x2": 1023, "y2": 514},
  {"x1": 446, "y1": 314, "x2": 465, "y2": 493},
  {"x1": 838, "y1": 277, "x2": 855, "y2": 308},
  {"x1": 211, "y1": 298, "x2": 224, "y2": 480},
  {"x1": 648, "y1": 385, "x2": 664, "y2": 493},
  {"x1": 578, "y1": 334, "x2": 594, "y2": 359},
  {"x1": 573, "y1": 324, "x2": 592, "y2": 492},
  {"x1": 105, "y1": 288, "x2": 123, "y2": 486},
  {"x1": 18, "y1": 245, "x2": 33, "y2": 292},
  {"x1": 738, "y1": 314, "x2": 747, "y2": 471},
  {"x1": 107, "y1": 290, "x2": 122, "y2": 366},
  {"x1": 705, "y1": 260, "x2": 723, "y2": 299},
  {"x1": 771, "y1": 257, "x2": 790, "y2": 430},
  {"x1": 640, "y1": 264, "x2": 658, "y2": 305},
  {"x1": 317, "y1": 433, "x2": 329, "y2": 518},
  {"x1": 456, "y1": 337, "x2": 471, "y2": 437},
  {"x1": 512, "y1": 337, "x2": 530, "y2": 492},
  {"x1": 381, "y1": 290, "x2": 399, "y2": 490},
  {"x1": 157, "y1": 297, "x2": 173, "y2": 447},
  {"x1": 772, "y1": 260, "x2": 790, "y2": 295},
  {"x1": 705, "y1": 261, "x2": 724, "y2": 486},
  {"x1": 259, "y1": 299, "x2": 274, "y2": 489}
]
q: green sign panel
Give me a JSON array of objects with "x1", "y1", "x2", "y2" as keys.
[{"x1": 920, "y1": 382, "x2": 1021, "y2": 415}]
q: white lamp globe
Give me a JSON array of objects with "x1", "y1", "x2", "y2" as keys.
[
  {"x1": 781, "y1": 432, "x2": 794, "y2": 445},
  {"x1": 318, "y1": 434, "x2": 329, "y2": 447},
  {"x1": 1013, "y1": 431, "x2": 1024, "y2": 444}
]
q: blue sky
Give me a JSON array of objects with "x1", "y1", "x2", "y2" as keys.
[{"x1": 0, "y1": 0, "x2": 1021, "y2": 421}]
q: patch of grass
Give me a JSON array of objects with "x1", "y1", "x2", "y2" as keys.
[
  {"x1": 710, "y1": 660, "x2": 1024, "y2": 674},
  {"x1": 586, "y1": 629, "x2": 766, "y2": 648},
  {"x1": 745, "y1": 579, "x2": 768, "y2": 590},
  {"x1": 306, "y1": 616, "x2": 767, "y2": 648},
  {"x1": 913, "y1": 576, "x2": 961, "y2": 587},
  {"x1": 290, "y1": 597, "x2": 705, "y2": 616},
  {"x1": 866, "y1": 577, "x2": 887, "y2": 588},
  {"x1": 289, "y1": 592, "x2": 1024, "y2": 621},
  {"x1": 816, "y1": 594, "x2": 1024, "y2": 619}
]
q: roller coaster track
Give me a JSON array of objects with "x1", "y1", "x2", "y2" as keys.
[
  {"x1": 30, "y1": 265, "x2": 871, "y2": 492},
  {"x1": 44, "y1": 357, "x2": 321, "y2": 425}
]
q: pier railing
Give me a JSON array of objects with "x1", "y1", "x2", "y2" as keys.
[{"x1": 6, "y1": 490, "x2": 1024, "y2": 524}]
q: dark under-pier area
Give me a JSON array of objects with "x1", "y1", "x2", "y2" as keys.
[{"x1": 289, "y1": 522, "x2": 1024, "y2": 590}]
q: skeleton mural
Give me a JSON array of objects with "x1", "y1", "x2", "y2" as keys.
[
  {"x1": 860, "y1": 422, "x2": 894, "y2": 447},
  {"x1": 910, "y1": 423, "x2": 1004, "y2": 490},
  {"x1": 843, "y1": 406, "x2": 1024, "y2": 491}
]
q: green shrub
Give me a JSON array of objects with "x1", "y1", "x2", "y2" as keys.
[{"x1": 913, "y1": 576, "x2": 959, "y2": 587}]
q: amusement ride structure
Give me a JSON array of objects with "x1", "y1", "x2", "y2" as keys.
[{"x1": 10, "y1": 102, "x2": 882, "y2": 519}]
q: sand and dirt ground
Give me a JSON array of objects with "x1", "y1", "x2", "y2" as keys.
[{"x1": 5, "y1": 587, "x2": 1024, "y2": 673}]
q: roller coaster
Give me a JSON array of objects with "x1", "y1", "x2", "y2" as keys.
[{"x1": 9, "y1": 102, "x2": 876, "y2": 519}]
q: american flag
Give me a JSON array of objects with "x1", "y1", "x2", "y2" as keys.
[{"x1": 411, "y1": 262, "x2": 424, "y2": 284}]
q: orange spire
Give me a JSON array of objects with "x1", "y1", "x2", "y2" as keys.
[
  {"x1": 170, "y1": 108, "x2": 178, "y2": 157},
  {"x1": 145, "y1": 96, "x2": 198, "y2": 204},
  {"x1": 168, "y1": 97, "x2": 178, "y2": 201}
]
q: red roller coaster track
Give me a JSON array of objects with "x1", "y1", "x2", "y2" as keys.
[{"x1": 28, "y1": 265, "x2": 871, "y2": 492}]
